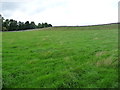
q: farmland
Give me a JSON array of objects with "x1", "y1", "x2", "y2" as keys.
[{"x1": 2, "y1": 24, "x2": 118, "y2": 88}]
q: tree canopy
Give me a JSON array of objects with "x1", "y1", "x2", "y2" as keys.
[{"x1": 1, "y1": 16, "x2": 52, "y2": 31}]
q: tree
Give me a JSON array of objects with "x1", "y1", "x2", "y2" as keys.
[
  {"x1": 44, "y1": 22, "x2": 48, "y2": 27},
  {"x1": 0, "y1": 14, "x2": 3, "y2": 31},
  {"x1": 1, "y1": 15, "x2": 8, "y2": 31},
  {"x1": 25, "y1": 21, "x2": 30, "y2": 29},
  {"x1": 2, "y1": 27, "x2": 7, "y2": 31},
  {"x1": 48, "y1": 24, "x2": 52, "y2": 27},
  {"x1": 2, "y1": 19, "x2": 9, "y2": 31},
  {"x1": 37, "y1": 23, "x2": 42, "y2": 28},
  {"x1": 1, "y1": 16, "x2": 52, "y2": 31},
  {"x1": 18, "y1": 21, "x2": 25, "y2": 30},
  {"x1": 41, "y1": 23, "x2": 45, "y2": 28},
  {"x1": 8, "y1": 19, "x2": 18, "y2": 31},
  {"x1": 30, "y1": 21, "x2": 36, "y2": 29}
]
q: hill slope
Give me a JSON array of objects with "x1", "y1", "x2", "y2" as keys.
[{"x1": 2, "y1": 24, "x2": 118, "y2": 88}]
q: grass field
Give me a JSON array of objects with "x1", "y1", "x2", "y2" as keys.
[{"x1": 2, "y1": 24, "x2": 118, "y2": 88}]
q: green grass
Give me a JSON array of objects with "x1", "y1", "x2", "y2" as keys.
[
  {"x1": 0, "y1": 32, "x2": 2, "y2": 89},
  {"x1": 2, "y1": 24, "x2": 118, "y2": 88}
]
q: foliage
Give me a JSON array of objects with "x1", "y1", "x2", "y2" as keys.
[{"x1": 1, "y1": 17, "x2": 52, "y2": 31}]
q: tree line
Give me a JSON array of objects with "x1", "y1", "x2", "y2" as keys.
[{"x1": 1, "y1": 16, "x2": 52, "y2": 31}]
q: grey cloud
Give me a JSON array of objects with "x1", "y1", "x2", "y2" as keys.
[
  {"x1": 2, "y1": 2, "x2": 22, "y2": 11},
  {"x1": 2, "y1": 2, "x2": 23, "y2": 17}
]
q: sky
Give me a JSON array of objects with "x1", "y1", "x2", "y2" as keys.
[{"x1": 0, "y1": 0, "x2": 119, "y2": 26}]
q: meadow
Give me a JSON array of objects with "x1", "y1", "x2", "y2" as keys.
[{"x1": 2, "y1": 24, "x2": 118, "y2": 88}]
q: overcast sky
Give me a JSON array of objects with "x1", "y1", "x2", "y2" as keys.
[{"x1": 0, "y1": 0, "x2": 119, "y2": 26}]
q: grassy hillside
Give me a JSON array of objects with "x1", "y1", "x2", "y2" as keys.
[
  {"x1": 2, "y1": 24, "x2": 118, "y2": 88},
  {"x1": 53, "y1": 23, "x2": 118, "y2": 30}
]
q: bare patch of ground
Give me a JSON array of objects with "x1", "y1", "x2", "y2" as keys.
[{"x1": 96, "y1": 51, "x2": 107, "y2": 56}]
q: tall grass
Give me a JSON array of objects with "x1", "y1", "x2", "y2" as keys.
[{"x1": 2, "y1": 24, "x2": 118, "y2": 88}]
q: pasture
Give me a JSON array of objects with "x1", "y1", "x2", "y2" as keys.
[{"x1": 2, "y1": 24, "x2": 118, "y2": 88}]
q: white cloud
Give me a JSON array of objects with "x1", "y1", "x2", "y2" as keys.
[{"x1": 1, "y1": 0, "x2": 119, "y2": 26}]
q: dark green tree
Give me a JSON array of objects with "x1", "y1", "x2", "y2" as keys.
[
  {"x1": 48, "y1": 24, "x2": 52, "y2": 27},
  {"x1": 8, "y1": 19, "x2": 18, "y2": 31},
  {"x1": 18, "y1": 21, "x2": 25, "y2": 30},
  {"x1": 2, "y1": 19, "x2": 9, "y2": 31},
  {"x1": 30, "y1": 21, "x2": 36, "y2": 29},
  {"x1": 41, "y1": 23, "x2": 45, "y2": 28},
  {"x1": 44, "y1": 23, "x2": 48, "y2": 27},
  {"x1": 1, "y1": 16, "x2": 52, "y2": 31},
  {"x1": 25, "y1": 21, "x2": 30, "y2": 29},
  {"x1": 37, "y1": 23, "x2": 42, "y2": 28}
]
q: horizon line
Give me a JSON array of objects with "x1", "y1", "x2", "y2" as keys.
[{"x1": 53, "y1": 22, "x2": 118, "y2": 27}]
